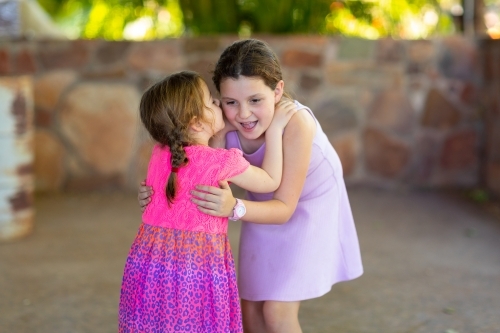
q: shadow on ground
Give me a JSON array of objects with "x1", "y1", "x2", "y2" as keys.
[{"x1": 1, "y1": 186, "x2": 499, "y2": 333}]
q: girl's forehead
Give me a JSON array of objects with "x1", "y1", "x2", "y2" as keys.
[{"x1": 220, "y1": 76, "x2": 271, "y2": 95}]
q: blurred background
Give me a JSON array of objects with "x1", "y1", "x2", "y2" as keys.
[
  {"x1": 1, "y1": 1, "x2": 500, "y2": 332},
  {"x1": 13, "y1": 0, "x2": 500, "y2": 39}
]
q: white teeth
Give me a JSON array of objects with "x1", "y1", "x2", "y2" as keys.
[{"x1": 240, "y1": 121, "x2": 257, "y2": 129}]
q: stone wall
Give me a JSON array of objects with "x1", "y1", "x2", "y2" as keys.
[
  {"x1": 0, "y1": 36, "x2": 490, "y2": 192},
  {"x1": 480, "y1": 39, "x2": 500, "y2": 196}
]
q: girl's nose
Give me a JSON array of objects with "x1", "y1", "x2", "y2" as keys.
[{"x1": 238, "y1": 105, "x2": 252, "y2": 119}]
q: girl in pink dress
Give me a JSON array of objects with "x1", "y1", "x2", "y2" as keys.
[{"x1": 119, "y1": 70, "x2": 296, "y2": 332}]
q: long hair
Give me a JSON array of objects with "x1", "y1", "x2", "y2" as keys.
[
  {"x1": 139, "y1": 71, "x2": 208, "y2": 205},
  {"x1": 212, "y1": 39, "x2": 293, "y2": 100}
]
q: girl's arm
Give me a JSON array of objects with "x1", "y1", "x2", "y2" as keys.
[
  {"x1": 227, "y1": 100, "x2": 296, "y2": 193},
  {"x1": 191, "y1": 108, "x2": 315, "y2": 224},
  {"x1": 137, "y1": 103, "x2": 296, "y2": 209}
]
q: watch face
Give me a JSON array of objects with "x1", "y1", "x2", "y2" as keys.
[{"x1": 236, "y1": 206, "x2": 246, "y2": 216}]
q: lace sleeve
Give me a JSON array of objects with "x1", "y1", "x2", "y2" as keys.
[{"x1": 218, "y1": 148, "x2": 250, "y2": 181}]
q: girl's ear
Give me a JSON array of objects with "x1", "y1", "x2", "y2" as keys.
[
  {"x1": 189, "y1": 117, "x2": 204, "y2": 132},
  {"x1": 274, "y1": 80, "x2": 285, "y2": 103}
]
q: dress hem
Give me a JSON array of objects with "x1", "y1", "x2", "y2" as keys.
[{"x1": 239, "y1": 271, "x2": 363, "y2": 302}]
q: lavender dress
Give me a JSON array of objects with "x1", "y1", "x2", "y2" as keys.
[{"x1": 226, "y1": 101, "x2": 363, "y2": 301}]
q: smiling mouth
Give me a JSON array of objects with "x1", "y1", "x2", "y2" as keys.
[{"x1": 240, "y1": 121, "x2": 258, "y2": 130}]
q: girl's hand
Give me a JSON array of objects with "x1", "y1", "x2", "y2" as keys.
[
  {"x1": 138, "y1": 180, "x2": 154, "y2": 212},
  {"x1": 190, "y1": 180, "x2": 236, "y2": 217},
  {"x1": 269, "y1": 100, "x2": 297, "y2": 132}
]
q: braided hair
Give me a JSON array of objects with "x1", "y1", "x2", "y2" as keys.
[{"x1": 139, "y1": 71, "x2": 207, "y2": 205}]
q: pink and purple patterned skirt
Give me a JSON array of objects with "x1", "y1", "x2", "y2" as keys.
[{"x1": 119, "y1": 223, "x2": 242, "y2": 332}]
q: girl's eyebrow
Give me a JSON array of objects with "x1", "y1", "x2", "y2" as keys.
[{"x1": 221, "y1": 94, "x2": 262, "y2": 100}]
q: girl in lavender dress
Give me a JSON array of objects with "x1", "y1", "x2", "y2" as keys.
[
  {"x1": 138, "y1": 40, "x2": 363, "y2": 333},
  {"x1": 120, "y1": 70, "x2": 296, "y2": 332}
]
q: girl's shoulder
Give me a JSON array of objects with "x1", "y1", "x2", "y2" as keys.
[{"x1": 285, "y1": 101, "x2": 316, "y2": 136}]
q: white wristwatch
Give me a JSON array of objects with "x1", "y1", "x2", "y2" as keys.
[{"x1": 229, "y1": 198, "x2": 246, "y2": 221}]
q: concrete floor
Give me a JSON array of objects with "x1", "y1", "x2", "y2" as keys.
[{"x1": 1, "y1": 186, "x2": 499, "y2": 333}]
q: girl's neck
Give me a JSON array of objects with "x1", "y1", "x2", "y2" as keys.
[
  {"x1": 188, "y1": 130, "x2": 211, "y2": 147},
  {"x1": 237, "y1": 132, "x2": 266, "y2": 154}
]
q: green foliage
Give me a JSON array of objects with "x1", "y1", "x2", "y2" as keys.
[
  {"x1": 38, "y1": 0, "x2": 184, "y2": 39},
  {"x1": 325, "y1": 0, "x2": 455, "y2": 39},
  {"x1": 37, "y1": 0, "x2": 456, "y2": 39},
  {"x1": 178, "y1": 0, "x2": 239, "y2": 34},
  {"x1": 238, "y1": 0, "x2": 331, "y2": 33}
]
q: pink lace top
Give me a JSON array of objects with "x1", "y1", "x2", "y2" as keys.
[{"x1": 142, "y1": 144, "x2": 250, "y2": 234}]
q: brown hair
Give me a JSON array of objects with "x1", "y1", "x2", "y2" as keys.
[
  {"x1": 140, "y1": 70, "x2": 209, "y2": 205},
  {"x1": 212, "y1": 39, "x2": 292, "y2": 99}
]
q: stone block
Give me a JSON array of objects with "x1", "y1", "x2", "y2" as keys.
[
  {"x1": 421, "y1": 89, "x2": 461, "y2": 129},
  {"x1": 438, "y1": 36, "x2": 479, "y2": 81},
  {"x1": 183, "y1": 37, "x2": 221, "y2": 53},
  {"x1": 0, "y1": 49, "x2": 10, "y2": 74},
  {"x1": 34, "y1": 130, "x2": 65, "y2": 192},
  {"x1": 486, "y1": 162, "x2": 500, "y2": 195},
  {"x1": 299, "y1": 74, "x2": 322, "y2": 91},
  {"x1": 327, "y1": 62, "x2": 403, "y2": 88},
  {"x1": 34, "y1": 70, "x2": 77, "y2": 110},
  {"x1": 66, "y1": 173, "x2": 124, "y2": 192},
  {"x1": 337, "y1": 38, "x2": 375, "y2": 61},
  {"x1": 81, "y1": 67, "x2": 128, "y2": 80},
  {"x1": 375, "y1": 38, "x2": 405, "y2": 63},
  {"x1": 128, "y1": 41, "x2": 185, "y2": 72},
  {"x1": 135, "y1": 139, "x2": 155, "y2": 185},
  {"x1": 187, "y1": 58, "x2": 219, "y2": 93},
  {"x1": 37, "y1": 40, "x2": 91, "y2": 70},
  {"x1": 15, "y1": 48, "x2": 36, "y2": 74},
  {"x1": 459, "y1": 82, "x2": 478, "y2": 105},
  {"x1": 411, "y1": 132, "x2": 441, "y2": 184},
  {"x1": 60, "y1": 83, "x2": 140, "y2": 175},
  {"x1": 364, "y1": 128, "x2": 410, "y2": 178},
  {"x1": 95, "y1": 41, "x2": 131, "y2": 65},
  {"x1": 331, "y1": 132, "x2": 357, "y2": 177},
  {"x1": 440, "y1": 130, "x2": 478, "y2": 170},
  {"x1": 368, "y1": 89, "x2": 414, "y2": 134},
  {"x1": 481, "y1": 45, "x2": 497, "y2": 83},
  {"x1": 406, "y1": 40, "x2": 436, "y2": 74},
  {"x1": 314, "y1": 98, "x2": 358, "y2": 135},
  {"x1": 282, "y1": 49, "x2": 322, "y2": 68},
  {"x1": 34, "y1": 107, "x2": 52, "y2": 127},
  {"x1": 407, "y1": 40, "x2": 435, "y2": 63},
  {"x1": 486, "y1": 117, "x2": 500, "y2": 160}
]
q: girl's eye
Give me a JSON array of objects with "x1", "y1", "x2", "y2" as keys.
[
  {"x1": 225, "y1": 101, "x2": 235, "y2": 105},
  {"x1": 251, "y1": 99, "x2": 261, "y2": 103}
]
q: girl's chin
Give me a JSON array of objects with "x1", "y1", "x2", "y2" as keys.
[{"x1": 239, "y1": 129, "x2": 265, "y2": 140}]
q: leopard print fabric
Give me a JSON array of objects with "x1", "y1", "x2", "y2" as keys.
[{"x1": 119, "y1": 223, "x2": 243, "y2": 332}]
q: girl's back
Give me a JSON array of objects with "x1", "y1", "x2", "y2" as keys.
[
  {"x1": 120, "y1": 144, "x2": 248, "y2": 333},
  {"x1": 142, "y1": 144, "x2": 249, "y2": 233}
]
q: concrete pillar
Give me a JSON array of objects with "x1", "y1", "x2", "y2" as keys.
[{"x1": 0, "y1": 76, "x2": 34, "y2": 242}]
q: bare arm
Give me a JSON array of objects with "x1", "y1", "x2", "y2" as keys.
[
  {"x1": 227, "y1": 100, "x2": 296, "y2": 193},
  {"x1": 192, "y1": 108, "x2": 315, "y2": 224}
]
